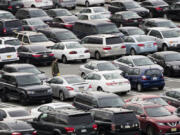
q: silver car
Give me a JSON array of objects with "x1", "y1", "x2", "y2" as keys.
[
  {"x1": 52, "y1": 0, "x2": 76, "y2": 9},
  {"x1": 46, "y1": 75, "x2": 91, "y2": 101}
]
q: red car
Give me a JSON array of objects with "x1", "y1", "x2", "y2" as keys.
[
  {"x1": 126, "y1": 102, "x2": 180, "y2": 135},
  {"x1": 125, "y1": 94, "x2": 176, "y2": 113}
]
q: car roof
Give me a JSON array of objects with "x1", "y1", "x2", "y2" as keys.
[
  {"x1": 42, "y1": 102, "x2": 73, "y2": 108},
  {"x1": 132, "y1": 94, "x2": 160, "y2": 99},
  {"x1": 115, "y1": 11, "x2": 136, "y2": 15},
  {"x1": 17, "y1": 31, "x2": 43, "y2": 36},
  {"x1": 92, "y1": 70, "x2": 121, "y2": 75},
  {"x1": 55, "y1": 74, "x2": 81, "y2": 78},
  {"x1": 148, "y1": 27, "x2": 172, "y2": 31},
  {"x1": 56, "y1": 16, "x2": 77, "y2": 19},
  {"x1": 75, "y1": 20, "x2": 113, "y2": 26},
  {"x1": 128, "y1": 101, "x2": 161, "y2": 108},
  {"x1": 3, "y1": 72, "x2": 34, "y2": 77},
  {"x1": 113, "y1": 0, "x2": 134, "y2": 3},
  {"x1": 4, "y1": 63, "x2": 35, "y2": 69},
  {"x1": 0, "y1": 37, "x2": 17, "y2": 40},
  {"x1": 119, "y1": 55, "x2": 147, "y2": 59},
  {"x1": 145, "y1": 18, "x2": 171, "y2": 22},
  {"x1": 0, "y1": 10, "x2": 11, "y2": 14},
  {"x1": 20, "y1": 8, "x2": 43, "y2": 11},
  {"x1": 0, "y1": 120, "x2": 32, "y2": 126},
  {"x1": 154, "y1": 51, "x2": 178, "y2": 56},
  {"x1": 98, "y1": 107, "x2": 133, "y2": 113},
  {"x1": 39, "y1": 28, "x2": 68, "y2": 33},
  {"x1": 49, "y1": 8, "x2": 68, "y2": 11},
  {"x1": 129, "y1": 35, "x2": 152, "y2": 38},
  {"x1": 86, "y1": 34, "x2": 119, "y2": 38},
  {"x1": 89, "y1": 60, "x2": 112, "y2": 64},
  {"x1": 24, "y1": 18, "x2": 43, "y2": 22},
  {"x1": 119, "y1": 26, "x2": 140, "y2": 30}
]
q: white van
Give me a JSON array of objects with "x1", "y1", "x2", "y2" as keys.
[{"x1": 20, "y1": 0, "x2": 53, "y2": 9}]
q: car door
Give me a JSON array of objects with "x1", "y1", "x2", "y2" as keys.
[
  {"x1": 82, "y1": 62, "x2": 94, "y2": 75},
  {"x1": 127, "y1": 68, "x2": 140, "y2": 88},
  {"x1": 124, "y1": 37, "x2": 136, "y2": 54},
  {"x1": 7, "y1": 76, "x2": 19, "y2": 100},
  {"x1": 85, "y1": 73, "x2": 101, "y2": 90},
  {"x1": 116, "y1": 58, "x2": 131, "y2": 73}
]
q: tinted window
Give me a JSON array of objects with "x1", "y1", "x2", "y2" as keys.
[
  {"x1": 97, "y1": 62, "x2": 117, "y2": 71},
  {"x1": 145, "y1": 107, "x2": 171, "y2": 117},
  {"x1": 97, "y1": 24, "x2": 119, "y2": 34},
  {"x1": 145, "y1": 69, "x2": 161, "y2": 76},
  {"x1": 106, "y1": 37, "x2": 123, "y2": 45},
  {"x1": 55, "y1": 31, "x2": 77, "y2": 41},
  {"x1": 68, "y1": 114, "x2": 93, "y2": 125},
  {"x1": 5, "y1": 20, "x2": 21, "y2": 27},
  {"x1": 114, "y1": 112, "x2": 138, "y2": 124},
  {"x1": 98, "y1": 97, "x2": 125, "y2": 108},
  {"x1": 5, "y1": 39, "x2": 21, "y2": 46}
]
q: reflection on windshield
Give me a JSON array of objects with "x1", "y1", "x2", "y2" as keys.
[
  {"x1": 133, "y1": 58, "x2": 154, "y2": 66},
  {"x1": 165, "y1": 53, "x2": 180, "y2": 61},
  {"x1": 16, "y1": 75, "x2": 41, "y2": 86},
  {"x1": 97, "y1": 24, "x2": 119, "y2": 34},
  {"x1": 98, "y1": 97, "x2": 125, "y2": 108},
  {"x1": 64, "y1": 76, "x2": 84, "y2": 84},
  {"x1": 97, "y1": 62, "x2": 117, "y2": 71},
  {"x1": 19, "y1": 67, "x2": 41, "y2": 74},
  {"x1": 145, "y1": 107, "x2": 171, "y2": 117},
  {"x1": 124, "y1": 2, "x2": 141, "y2": 9},
  {"x1": 157, "y1": 21, "x2": 177, "y2": 28},
  {"x1": 30, "y1": 35, "x2": 49, "y2": 43},
  {"x1": 145, "y1": 97, "x2": 168, "y2": 106}
]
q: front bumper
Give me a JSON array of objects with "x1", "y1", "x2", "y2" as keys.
[{"x1": 66, "y1": 54, "x2": 90, "y2": 61}]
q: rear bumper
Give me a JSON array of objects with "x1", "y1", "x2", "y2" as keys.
[
  {"x1": 59, "y1": 2, "x2": 76, "y2": 8},
  {"x1": 142, "y1": 81, "x2": 165, "y2": 88},
  {"x1": 27, "y1": 94, "x2": 53, "y2": 102},
  {"x1": 109, "y1": 130, "x2": 140, "y2": 135}
]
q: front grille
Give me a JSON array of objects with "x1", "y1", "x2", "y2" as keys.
[
  {"x1": 165, "y1": 122, "x2": 178, "y2": 127},
  {"x1": 35, "y1": 90, "x2": 47, "y2": 94}
]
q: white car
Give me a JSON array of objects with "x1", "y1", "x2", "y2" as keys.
[
  {"x1": 76, "y1": 0, "x2": 105, "y2": 7},
  {"x1": 85, "y1": 71, "x2": 131, "y2": 94},
  {"x1": 78, "y1": 13, "x2": 110, "y2": 21},
  {"x1": 31, "y1": 102, "x2": 74, "y2": 118},
  {"x1": 20, "y1": 0, "x2": 53, "y2": 9},
  {"x1": 50, "y1": 41, "x2": 90, "y2": 64},
  {"x1": 0, "y1": 104, "x2": 34, "y2": 121},
  {"x1": 0, "y1": 37, "x2": 21, "y2": 50}
]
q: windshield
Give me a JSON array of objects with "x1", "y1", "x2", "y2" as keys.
[
  {"x1": 133, "y1": 58, "x2": 154, "y2": 66},
  {"x1": 145, "y1": 106, "x2": 171, "y2": 117},
  {"x1": 18, "y1": 67, "x2": 41, "y2": 74},
  {"x1": 106, "y1": 37, "x2": 123, "y2": 45},
  {"x1": 8, "y1": 110, "x2": 30, "y2": 117},
  {"x1": 97, "y1": 24, "x2": 119, "y2": 34},
  {"x1": 5, "y1": 39, "x2": 21, "y2": 46},
  {"x1": 55, "y1": 10, "x2": 72, "y2": 16},
  {"x1": 65, "y1": 42, "x2": 83, "y2": 49},
  {"x1": 165, "y1": 53, "x2": 180, "y2": 61},
  {"x1": 161, "y1": 30, "x2": 179, "y2": 38},
  {"x1": 128, "y1": 28, "x2": 145, "y2": 35},
  {"x1": 156, "y1": 21, "x2": 177, "y2": 28},
  {"x1": 30, "y1": 10, "x2": 48, "y2": 17},
  {"x1": 90, "y1": 14, "x2": 104, "y2": 20},
  {"x1": 0, "y1": 13, "x2": 15, "y2": 19},
  {"x1": 16, "y1": 75, "x2": 41, "y2": 86},
  {"x1": 151, "y1": 1, "x2": 167, "y2": 6},
  {"x1": 97, "y1": 62, "x2": 117, "y2": 71},
  {"x1": 29, "y1": 35, "x2": 49, "y2": 43},
  {"x1": 135, "y1": 36, "x2": 155, "y2": 42},
  {"x1": 103, "y1": 72, "x2": 123, "y2": 80},
  {"x1": 56, "y1": 31, "x2": 77, "y2": 41},
  {"x1": 63, "y1": 17, "x2": 78, "y2": 23},
  {"x1": 145, "y1": 97, "x2": 168, "y2": 106},
  {"x1": 93, "y1": 7, "x2": 106, "y2": 13},
  {"x1": 122, "y1": 12, "x2": 140, "y2": 19},
  {"x1": 28, "y1": 19, "x2": 45, "y2": 26},
  {"x1": 124, "y1": 2, "x2": 141, "y2": 9},
  {"x1": 64, "y1": 76, "x2": 84, "y2": 84},
  {"x1": 98, "y1": 97, "x2": 125, "y2": 108}
]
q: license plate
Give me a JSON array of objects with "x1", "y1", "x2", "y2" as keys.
[
  {"x1": 81, "y1": 129, "x2": 87, "y2": 133},
  {"x1": 134, "y1": 20, "x2": 137, "y2": 22},
  {"x1": 153, "y1": 77, "x2": 157, "y2": 80},
  {"x1": 7, "y1": 55, "x2": 11, "y2": 58},
  {"x1": 80, "y1": 55, "x2": 84, "y2": 58},
  {"x1": 171, "y1": 128, "x2": 177, "y2": 132},
  {"x1": 125, "y1": 125, "x2": 130, "y2": 128},
  {"x1": 16, "y1": 6, "x2": 20, "y2": 8},
  {"x1": 43, "y1": 55, "x2": 47, "y2": 57}
]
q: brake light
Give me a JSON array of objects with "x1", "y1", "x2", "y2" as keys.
[
  {"x1": 65, "y1": 127, "x2": 74, "y2": 133},
  {"x1": 11, "y1": 132, "x2": 22, "y2": 135},
  {"x1": 84, "y1": 50, "x2": 89, "y2": 53},
  {"x1": 111, "y1": 124, "x2": 116, "y2": 131},
  {"x1": 121, "y1": 45, "x2": 126, "y2": 48},
  {"x1": 106, "y1": 82, "x2": 117, "y2": 86},
  {"x1": 66, "y1": 86, "x2": 74, "y2": 91},
  {"x1": 30, "y1": 26, "x2": 35, "y2": 31},
  {"x1": 156, "y1": 7, "x2": 162, "y2": 11},
  {"x1": 3, "y1": 28, "x2": 6, "y2": 33},
  {"x1": 69, "y1": 51, "x2": 77, "y2": 54},
  {"x1": 32, "y1": 54, "x2": 42, "y2": 57},
  {"x1": 92, "y1": 124, "x2": 97, "y2": 130},
  {"x1": 8, "y1": 6, "x2": 12, "y2": 9},
  {"x1": 142, "y1": 76, "x2": 147, "y2": 80},
  {"x1": 138, "y1": 44, "x2": 144, "y2": 47},
  {"x1": 89, "y1": 85, "x2": 92, "y2": 88},
  {"x1": 64, "y1": 24, "x2": 73, "y2": 28},
  {"x1": 153, "y1": 42, "x2": 157, "y2": 46},
  {"x1": 32, "y1": 131, "x2": 37, "y2": 135},
  {"x1": 48, "y1": 53, "x2": 54, "y2": 56},
  {"x1": 103, "y1": 47, "x2": 111, "y2": 50}
]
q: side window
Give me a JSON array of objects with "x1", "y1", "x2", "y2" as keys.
[
  {"x1": 86, "y1": 73, "x2": 94, "y2": 80},
  {"x1": 58, "y1": 45, "x2": 64, "y2": 50},
  {"x1": 0, "y1": 109, "x2": 7, "y2": 118},
  {"x1": 17, "y1": 34, "x2": 23, "y2": 41},
  {"x1": 86, "y1": 9, "x2": 91, "y2": 13},
  {"x1": 128, "y1": 68, "x2": 139, "y2": 75},
  {"x1": 145, "y1": 21, "x2": 153, "y2": 27},
  {"x1": 23, "y1": 36, "x2": 29, "y2": 43},
  {"x1": 56, "y1": 78, "x2": 63, "y2": 84},
  {"x1": 136, "y1": 107, "x2": 144, "y2": 115},
  {"x1": 166, "y1": 91, "x2": 175, "y2": 97},
  {"x1": 124, "y1": 59, "x2": 132, "y2": 65},
  {"x1": 124, "y1": 37, "x2": 135, "y2": 42},
  {"x1": 93, "y1": 74, "x2": 101, "y2": 80},
  {"x1": 79, "y1": 15, "x2": 88, "y2": 20},
  {"x1": 49, "y1": 78, "x2": 58, "y2": 84},
  {"x1": 39, "y1": 113, "x2": 48, "y2": 121},
  {"x1": 149, "y1": 30, "x2": 162, "y2": 39}
]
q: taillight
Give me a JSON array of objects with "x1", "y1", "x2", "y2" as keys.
[
  {"x1": 89, "y1": 85, "x2": 92, "y2": 88},
  {"x1": 103, "y1": 47, "x2": 111, "y2": 50},
  {"x1": 8, "y1": 6, "x2": 12, "y2": 9},
  {"x1": 69, "y1": 51, "x2": 77, "y2": 54},
  {"x1": 156, "y1": 7, "x2": 162, "y2": 11},
  {"x1": 111, "y1": 124, "x2": 116, "y2": 131},
  {"x1": 48, "y1": 53, "x2": 54, "y2": 56},
  {"x1": 106, "y1": 82, "x2": 117, "y2": 86},
  {"x1": 84, "y1": 50, "x2": 89, "y2": 53},
  {"x1": 3, "y1": 28, "x2": 6, "y2": 33},
  {"x1": 66, "y1": 86, "x2": 74, "y2": 91},
  {"x1": 92, "y1": 124, "x2": 97, "y2": 130},
  {"x1": 64, "y1": 24, "x2": 73, "y2": 28},
  {"x1": 32, "y1": 54, "x2": 42, "y2": 57},
  {"x1": 138, "y1": 44, "x2": 144, "y2": 47},
  {"x1": 11, "y1": 132, "x2": 22, "y2": 135},
  {"x1": 32, "y1": 131, "x2": 37, "y2": 135},
  {"x1": 121, "y1": 45, "x2": 126, "y2": 48},
  {"x1": 65, "y1": 127, "x2": 74, "y2": 133},
  {"x1": 141, "y1": 76, "x2": 147, "y2": 80},
  {"x1": 153, "y1": 43, "x2": 157, "y2": 46}
]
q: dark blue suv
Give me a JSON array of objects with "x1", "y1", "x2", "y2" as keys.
[{"x1": 126, "y1": 68, "x2": 165, "y2": 92}]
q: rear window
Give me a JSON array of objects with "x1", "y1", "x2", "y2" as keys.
[
  {"x1": 5, "y1": 20, "x2": 21, "y2": 27},
  {"x1": 145, "y1": 69, "x2": 161, "y2": 76},
  {"x1": 68, "y1": 114, "x2": 93, "y2": 125},
  {"x1": 106, "y1": 37, "x2": 123, "y2": 45},
  {"x1": 135, "y1": 36, "x2": 154, "y2": 42},
  {"x1": 8, "y1": 110, "x2": 30, "y2": 117},
  {"x1": 0, "y1": 47, "x2": 16, "y2": 53},
  {"x1": 114, "y1": 112, "x2": 138, "y2": 124}
]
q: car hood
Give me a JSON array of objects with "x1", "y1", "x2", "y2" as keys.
[
  {"x1": 164, "y1": 105, "x2": 177, "y2": 113},
  {"x1": 30, "y1": 41, "x2": 54, "y2": 47},
  {"x1": 150, "y1": 115, "x2": 180, "y2": 123},
  {"x1": 129, "y1": 7, "x2": 149, "y2": 13},
  {"x1": 19, "y1": 84, "x2": 50, "y2": 91},
  {"x1": 166, "y1": 61, "x2": 180, "y2": 66},
  {"x1": 137, "y1": 64, "x2": 164, "y2": 71}
]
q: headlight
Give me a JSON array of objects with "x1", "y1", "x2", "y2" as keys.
[
  {"x1": 169, "y1": 41, "x2": 178, "y2": 45},
  {"x1": 47, "y1": 89, "x2": 52, "y2": 93},
  {"x1": 157, "y1": 122, "x2": 165, "y2": 126},
  {"x1": 173, "y1": 65, "x2": 179, "y2": 69},
  {"x1": 27, "y1": 91, "x2": 35, "y2": 94}
]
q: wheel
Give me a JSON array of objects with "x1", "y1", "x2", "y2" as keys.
[
  {"x1": 81, "y1": 59, "x2": 87, "y2": 63},
  {"x1": 59, "y1": 91, "x2": 65, "y2": 101},
  {"x1": 97, "y1": 87, "x2": 103, "y2": 91},
  {"x1": 31, "y1": 5, "x2": 35, "y2": 8},
  {"x1": 130, "y1": 49, "x2": 136, "y2": 55},
  {"x1": 95, "y1": 52, "x2": 101, "y2": 60},
  {"x1": 137, "y1": 83, "x2": 143, "y2": 92},
  {"x1": 20, "y1": 95, "x2": 28, "y2": 106},
  {"x1": 62, "y1": 56, "x2": 68, "y2": 64},
  {"x1": 147, "y1": 126, "x2": 156, "y2": 135},
  {"x1": 162, "y1": 44, "x2": 168, "y2": 51},
  {"x1": 1, "y1": 90, "x2": 8, "y2": 102},
  {"x1": 121, "y1": 92, "x2": 127, "y2": 95},
  {"x1": 81, "y1": 72, "x2": 86, "y2": 79},
  {"x1": 100, "y1": 3, "x2": 104, "y2": 6},
  {"x1": 85, "y1": 1, "x2": 90, "y2": 7},
  {"x1": 158, "y1": 85, "x2": 164, "y2": 90}
]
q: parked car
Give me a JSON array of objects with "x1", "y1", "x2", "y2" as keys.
[
  {"x1": 50, "y1": 41, "x2": 90, "y2": 64},
  {"x1": 119, "y1": 27, "x2": 145, "y2": 36},
  {"x1": 38, "y1": 28, "x2": 79, "y2": 43},
  {"x1": 46, "y1": 75, "x2": 92, "y2": 101},
  {"x1": 113, "y1": 55, "x2": 163, "y2": 74},
  {"x1": 17, "y1": 45, "x2": 55, "y2": 65},
  {"x1": 108, "y1": 0, "x2": 150, "y2": 18},
  {"x1": 0, "y1": 19, "x2": 22, "y2": 36},
  {"x1": 85, "y1": 71, "x2": 131, "y2": 94},
  {"x1": 164, "y1": 0, "x2": 180, "y2": 5},
  {"x1": 78, "y1": 13, "x2": 110, "y2": 21},
  {"x1": 2, "y1": 63, "x2": 48, "y2": 82},
  {"x1": 126, "y1": 68, "x2": 165, "y2": 91},
  {"x1": 31, "y1": 108, "x2": 97, "y2": 135},
  {"x1": 76, "y1": 0, "x2": 105, "y2": 7},
  {"x1": 164, "y1": 2, "x2": 180, "y2": 20},
  {"x1": 140, "y1": 0, "x2": 169, "y2": 17},
  {"x1": 0, "y1": 37, "x2": 21, "y2": 49},
  {"x1": 80, "y1": 60, "x2": 123, "y2": 78},
  {"x1": 31, "y1": 102, "x2": 74, "y2": 118},
  {"x1": 46, "y1": 8, "x2": 73, "y2": 18},
  {"x1": 73, "y1": 20, "x2": 123, "y2": 39},
  {"x1": 124, "y1": 35, "x2": 157, "y2": 55},
  {"x1": 81, "y1": 34, "x2": 126, "y2": 60},
  {"x1": 21, "y1": 18, "x2": 49, "y2": 31},
  {"x1": 78, "y1": 7, "x2": 111, "y2": 18},
  {"x1": 125, "y1": 94, "x2": 176, "y2": 113},
  {"x1": 74, "y1": 91, "x2": 125, "y2": 111},
  {"x1": 0, "y1": 120, "x2": 36, "y2": 135},
  {"x1": 0, "y1": 72, "x2": 52, "y2": 105},
  {"x1": 174, "y1": 107, "x2": 180, "y2": 117},
  {"x1": 126, "y1": 102, "x2": 180, "y2": 135},
  {"x1": 0, "y1": 10, "x2": 15, "y2": 19},
  {"x1": 52, "y1": 0, "x2": 76, "y2": 9},
  {"x1": 91, "y1": 108, "x2": 140, "y2": 135},
  {"x1": 110, "y1": 11, "x2": 143, "y2": 27},
  {"x1": 148, "y1": 51, "x2": 180, "y2": 76},
  {"x1": 162, "y1": 89, "x2": 180, "y2": 108}
]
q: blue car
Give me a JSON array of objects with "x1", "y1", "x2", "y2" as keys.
[
  {"x1": 126, "y1": 68, "x2": 165, "y2": 92},
  {"x1": 124, "y1": 35, "x2": 157, "y2": 55}
]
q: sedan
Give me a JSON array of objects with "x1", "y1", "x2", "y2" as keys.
[
  {"x1": 124, "y1": 35, "x2": 157, "y2": 55},
  {"x1": 85, "y1": 71, "x2": 131, "y2": 94},
  {"x1": 119, "y1": 27, "x2": 145, "y2": 36},
  {"x1": 148, "y1": 51, "x2": 180, "y2": 76},
  {"x1": 78, "y1": 13, "x2": 110, "y2": 21},
  {"x1": 46, "y1": 8, "x2": 73, "y2": 18},
  {"x1": 46, "y1": 75, "x2": 92, "y2": 101},
  {"x1": 50, "y1": 42, "x2": 90, "y2": 64},
  {"x1": 165, "y1": 2, "x2": 180, "y2": 20}
]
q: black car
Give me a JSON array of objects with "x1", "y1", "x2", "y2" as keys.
[
  {"x1": 17, "y1": 45, "x2": 55, "y2": 65},
  {"x1": 108, "y1": 0, "x2": 150, "y2": 18},
  {"x1": 38, "y1": 28, "x2": 79, "y2": 43},
  {"x1": 0, "y1": 0, "x2": 24, "y2": 13},
  {"x1": 165, "y1": 2, "x2": 180, "y2": 20},
  {"x1": 0, "y1": 72, "x2": 52, "y2": 105},
  {"x1": 110, "y1": 11, "x2": 143, "y2": 27},
  {"x1": 15, "y1": 8, "x2": 53, "y2": 24},
  {"x1": 0, "y1": 120, "x2": 36, "y2": 135},
  {"x1": 119, "y1": 26, "x2": 145, "y2": 36},
  {"x1": 164, "y1": 0, "x2": 180, "y2": 5},
  {"x1": 148, "y1": 51, "x2": 180, "y2": 76},
  {"x1": 46, "y1": 8, "x2": 73, "y2": 18},
  {"x1": 2, "y1": 63, "x2": 47, "y2": 81},
  {"x1": 162, "y1": 89, "x2": 180, "y2": 108},
  {"x1": 31, "y1": 108, "x2": 97, "y2": 135},
  {"x1": 73, "y1": 91, "x2": 125, "y2": 111},
  {"x1": 140, "y1": 0, "x2": 169, "y2": 17},
  {"x1": 91, "y1": 108, "x2": 140, "y2": 135},
  {"x1": 50, "y1": 16, "x2": 78, "y2": 30},
  {"x1": 0, "y1": 19, "x2": 22, "y2": 35}
]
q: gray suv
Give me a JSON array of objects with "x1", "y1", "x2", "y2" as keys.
[{"x1": 52, "y1": 0, "x2": 76, "y2": 9}]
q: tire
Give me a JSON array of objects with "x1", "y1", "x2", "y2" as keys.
[
  {"x1": 147, "y1": 126, "x2": 156, "y2": 135},
  {"x1": 97, "y1": 87, "x2": 103, "y2": 91},
  {"x1": 62, "y1": 56, "x2": 68, "y2": 64},
  {"x1": 162, "y1": 44, "x2": 168, "y2": 51},
  {"x1": 137, "y1": 83, "x2": 143, "y2": 92},
  {"x1": 95, "y1": 52, "x2": 101, "y2": 60},
  {"x1": 158, "y1": 85, "x2": 164, "y2": 90},
  {"x1": 130, "y1": 49, "x2": 136, "y2": 55},
  {"x1": 100, "y1": 3, "x2": 104, "y2": 6},
  {"x1": 31, "y1": 5, "x2": 35, "y2": 8},
  {"x1": 81, "y1": 59, "x2": 87, "y2": 63},
  {"x1": 59, "y1": 91, "x2": 65, "y2": 101},
  {"x1": 81, "y1": 72, "x2": 86, "y2": 79},
  {"x1": 85, "y1": 1, "x2": 90, "y2": 7},
  {"x1": 1, "y1": 89, "x2": 8, "y2": 102},
  {"x1": 20, "y1": 94, "x2": 28, "y2": 106}
]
